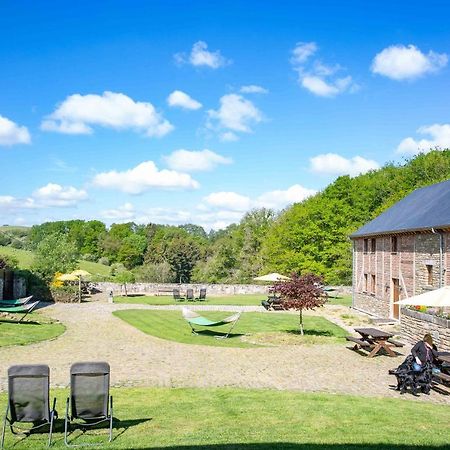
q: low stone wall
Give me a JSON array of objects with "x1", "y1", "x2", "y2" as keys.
[
  {"x1": 93, "y1": 282, "x2": 270, "y2": 296},
  {"x1": 400, "y1": 308, "x2": 450, "y2": 351},
  {"x1": 353, "y1": 292, "x2": 390, "y2": 317}
]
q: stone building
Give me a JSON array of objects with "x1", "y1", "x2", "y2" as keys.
[{"x1": 350, "y1": 179, "x2": 450, "y2": 320}]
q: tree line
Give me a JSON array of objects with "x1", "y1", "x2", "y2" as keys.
[{"x1": 2, "y1": 150, "x2": 450, "y2": 285}]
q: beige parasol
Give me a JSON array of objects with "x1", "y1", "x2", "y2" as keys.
[
  {"x1": 396, "y1": 286, "x2": 450, "y2": 307},
  {"x1": 253, "y1": 273, "x2": 290, "y2": 282}
]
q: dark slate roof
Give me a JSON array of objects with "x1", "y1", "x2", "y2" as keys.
[{"x1": 350, "y1": 179, "x2": 450, "y2": 238}]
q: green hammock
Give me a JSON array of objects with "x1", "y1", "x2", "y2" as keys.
[
  {"x1": 0, "y1": 300, "x2": 39, "y2": 323},
  {"x1": 182, "y1": 307, "x2": 241, "y2": 339},
  {"x1": 0, "y1": 295, "x2": 33, "y2": 306}
]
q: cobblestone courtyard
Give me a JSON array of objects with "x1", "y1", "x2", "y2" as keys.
[{"x1": 1, "y1": 297, "x2": 449, "y2": 404}]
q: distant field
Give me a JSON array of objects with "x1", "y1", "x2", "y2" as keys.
[
  {"x1": 0, "y1": 245, "x2": 111, "y2": 276},
  {"x1": 0, "y1": 225, "x2": 30, "y2": 232}
]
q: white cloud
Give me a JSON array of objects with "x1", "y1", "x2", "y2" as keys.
[
  {"x1": 240, "y1": 85, "x2": 268, "y2": 94},
  {"x1": 371, "y1": 44, "x2": 448, "y2": 80},
  {"x1": 291, "y1": 42, "x2": 318, "y2": 65},
  {"x1": 92, "y1": 161, "x2": 199, "y2": 194},
  {"x1": 100, "y1": 203, "x2": 135, "y2": 220},
  {"x1": 291, "y1": 42, "x2": 358, "y2": 97},
  {"x1": 167, "y1": 90, "x2": 202, "y2": 110},
  {"x1": 164, "y1": 149, "x2": 232, "y2": 172},
  {"x1": 203, "y1": 192, "x2": 252, "y2": 212},
  {"x1": 255, "y1": 185, "x2": 317, "y2": 209},
  {"x1": 32, "y1": 183, "x2": 88, "y2": 207},
  {"x1": 396, "y1": 124, "x2": 450, "y2": 155},
  {"x1": 0, "y1": 115, "x2": 31, "y2": 146},
  {"x1": 220, "y1": 131, "x2": 239, "y2": 142},
  {"x1": 208, "y1": 94, "x2": 263, "y2": 137},
  {"x1": 41, "y1": 91, "x2": 173, "y2": 137},
  {"x1": 310, "y1": 153, "x2": 380, "y2": 176},
  {"x1": 174, "y1": 41, "x2": 230, "y2": 69},
  {"x1": 301, "y1": 75, "x2": 354, "y2": 97}
]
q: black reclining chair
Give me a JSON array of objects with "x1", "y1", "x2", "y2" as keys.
[
  {"x1": 1, "y1": 364, "x2": 57, "y2": 448},
  {"x1": 64, "y1": 362, "x2": 113, "y2": 446}
]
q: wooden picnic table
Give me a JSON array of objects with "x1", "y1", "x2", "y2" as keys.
[
  {"x1": 437, "y1": 353, "x2": 450, "y2": 364},
  {"x1": 353, "y1": 327, "x2": 396, "y2": 357}
]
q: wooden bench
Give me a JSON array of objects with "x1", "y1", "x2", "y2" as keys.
[
  {"x1": 435, "y1": 372, "x2": 450, "y2": 383},
  {"x1": 346, "y1": 336, "x2": 372, "y2": 349},
  {"x1": 387, "y1": 338, "x2": 405, "y2": 347}
]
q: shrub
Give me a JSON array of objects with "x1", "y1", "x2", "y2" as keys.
[
  {"x1": 134, "y1": 262, "x2": 176, "y2": 283},
  {"x1": 97, "y1": 256, "x2": 110, "y2": 266}
]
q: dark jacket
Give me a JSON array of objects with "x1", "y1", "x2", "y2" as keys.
[{"x1": 411, "y1": 341, "x2": 438, "y2": 365}]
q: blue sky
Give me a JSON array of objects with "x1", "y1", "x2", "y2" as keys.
[{"x1": 1, "y1": 1, "x2": 450, "y2": 229}]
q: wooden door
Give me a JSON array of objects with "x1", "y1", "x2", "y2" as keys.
[{"x1": 392, "y1": 278, "x2": 400, "y2": 320}]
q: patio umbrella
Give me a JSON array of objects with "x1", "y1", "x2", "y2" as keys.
[
  {"x1": 70, "y1": 270, "x2": 91, "y2": 303},
  {"x1": 57, "y1": 273, "x2": 78, "y2": 282},
  {"x1": 253, "y1": 273, "x2": 290, "y2": 282},
  {"x1": 395, "y1": 286, "x2": 450, "y2": 307}
]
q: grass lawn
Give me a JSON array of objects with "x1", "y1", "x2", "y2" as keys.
[
  {"x1": 0, "y1": 245, "x2": 110, "y2": 276},
  {"x1": 114, "y1": 293, "x2": 352, "y2": 307},
  {"x1": 113, "y1": 310, "x2": 347, "y2": 348},
  {"x1": 0, "y1": 386, "x2": 448, "y2": 449},
  {"x1": 0, "y1": 312, "x2": 65, "y2": 347}
]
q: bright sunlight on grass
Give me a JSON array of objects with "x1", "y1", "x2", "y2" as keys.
[
  {"x1": 114, "y1": 293, "x2": 352, "y2": 307},
  {"x1": 0, "y1": 312, "x2": 65, "y2": 347},
  {"x1": 113, "y1": 310, "x2": 347, "y2": 348},
  {"x1": 0, "y1": 387, "x2": 449, "y2": 449}
]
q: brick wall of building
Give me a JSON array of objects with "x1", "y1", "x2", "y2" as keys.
[{"x1": 352, "y1": 231, "x2": 450, "y2": 319}]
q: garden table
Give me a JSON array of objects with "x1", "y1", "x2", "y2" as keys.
[{"x1": 354, "y1": 327, "x2": 396, "y2": 357}]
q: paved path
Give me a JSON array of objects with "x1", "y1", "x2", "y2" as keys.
[{"x1": 1, "y1": 299, "x2": 449, "y2": 404}]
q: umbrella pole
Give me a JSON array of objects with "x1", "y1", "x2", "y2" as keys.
[{"x1": 78, "y1": 276, "x2": 81, "y2": 303}]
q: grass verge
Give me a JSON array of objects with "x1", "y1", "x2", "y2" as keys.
[
  {"x1": 0, "y1": 312, "x2": 65, "y2": 347},
  {"x1": 114, "y1": 294, "x2": 352, "y2": 307},
  {"x1": 113, "y1": 310, "x2": 347, "y2": 348},
  {"x1": 0, "y1": 386, "x2": 448, "y2": 449}
]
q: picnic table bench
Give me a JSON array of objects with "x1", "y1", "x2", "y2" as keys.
[{"x1": 347, "y1": 328, "x2": 399, "y2": 357}]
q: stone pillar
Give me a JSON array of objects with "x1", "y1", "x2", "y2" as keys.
[{"x1": 13, "y1": 277, "x2": 26, "y2": 299}]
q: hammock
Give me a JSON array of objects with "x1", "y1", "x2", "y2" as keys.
[
  {"x1": 0, "y1": 295, "x2": 33, "y2": 306},
  {"x1": 182, "y1": 307, "x2": 241, "y2": 339}
]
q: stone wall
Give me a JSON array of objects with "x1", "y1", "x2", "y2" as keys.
[
  {"x1": 400, "y1": 308, "x2": 450, "y2": 351},
  {"x1": 93, "y1": 282, "x2": 270, "y2": 296},
  {"x1": 353, "y1": 292, "x2": 390, "y2": 317}
]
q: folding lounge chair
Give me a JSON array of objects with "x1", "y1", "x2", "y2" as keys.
[
  {"x1": 1, "y1": 364, "x2": 57, "y2": 449},
  {"x1": 0, "y1": 296, "x2": 33, "y2": 307},
  {"x1": 195, "y1": 288, "x2": 207, "y2": 301},
  {"x1": 186, "y1": 288, "x2": 194, "y2": 301},
  {"x1": 64, "y1": 362, "x2": 113, "y2": 446},
  {"x1": 173, "y1": 289, "x2": 184, "y2": 302},
  {"x1": 0, "y1": 301, "x2": 39, "y2": 323},
  {"x1": 182, "y1": 307, "x2": 241, "y2": 339}
]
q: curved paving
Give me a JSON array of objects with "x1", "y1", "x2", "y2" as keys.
[{"x1": 1, "y1": 299, "x2": 449, "y2": 404}]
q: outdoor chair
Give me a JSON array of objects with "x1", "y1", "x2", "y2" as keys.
[
  {"x1": 1, "y1": 364, "x2": 57, "y2": 449},
  {"x1": 64, "y1": 362, "x2": 113, "y2": 447},
  {"x1": 186, "y1": 288, "x2": 194, "y2": 301},
  {"x1": 173, "y1": 289, "x2": 185, "y2": 302},
  {"x1": 0, "y1": 301, "x2": 39, "y2": 323},
  {"x1": 195, "y1": 288, "x2": 207, "y2": 301}
]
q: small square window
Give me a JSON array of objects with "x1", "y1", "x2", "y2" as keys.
[
  {"x1": 363, "y1": 239, "x2": 368, "y2": 254},
  {"x1": 391, "y1": 236, "x2": 398, "y2": 254},
  {"x1": 426, "y1": 265, "x2": 433, "y2": 286}
]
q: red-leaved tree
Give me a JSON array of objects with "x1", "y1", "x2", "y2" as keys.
[{"x1": 272, "y1": 273, "x2": 326, "y2": 335}]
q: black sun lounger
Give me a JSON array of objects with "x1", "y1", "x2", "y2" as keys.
[
  {"x1": 64, "y1": 362, "x2": 113, "y2": 447},
  {"x1": 1, "y1": 364, "x2": 57, "y2": 449}
]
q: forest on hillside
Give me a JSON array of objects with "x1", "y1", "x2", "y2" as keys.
[{"x1": 2, "y1": 150, "x2": 450, "y2": 285}]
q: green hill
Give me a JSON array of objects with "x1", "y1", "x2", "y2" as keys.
[
  {"x1": 0, "y1": 246, "x2": 111, "y2": 277},
  {"x1": 262, "y1": 150, "x2": 450, "y2": 284}
]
